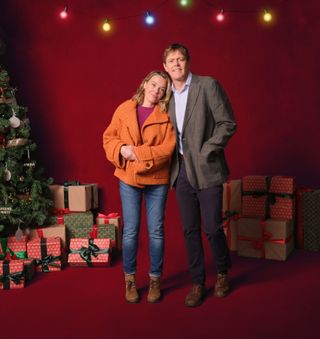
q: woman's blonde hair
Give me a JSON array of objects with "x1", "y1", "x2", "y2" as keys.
[{"x1": 132, "y1": 70, "x2": 171, "y2": 112}]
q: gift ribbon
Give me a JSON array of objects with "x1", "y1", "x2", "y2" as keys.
[
  {"x1": 242, "y1": 176, "x2": 294, "y2": 219},
  {"x1": 63, "y1": 181, "x2": 80, "y2": 208},
  {"x1": 222, "y1": 181, "x2": 240, "y2": 248},
  {"x1": 0, "y1": 260, "x2": 24, "y2": 289},
  {"x1": 237, "y1": 219, "x2": 293, "y2": 258},
  {"x1": 0, "y1": 238, "x2": 27, "y2": 260},
  {"x1": 34, "y1": 238, "x2": 61, "y2": 272},
  {"x1": 69, "y1": 238, "x2": 109, "y2": 267},
  {"x1": 296, "y1": 187, "x2": 314, "y2": 249},
  {"x1": 97, "y1": 212, "x2": 120, "y2": 224}
]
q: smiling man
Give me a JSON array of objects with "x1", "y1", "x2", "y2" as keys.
[{"x1": 163, "y1": 43, "x2": 237, "y2": 307}]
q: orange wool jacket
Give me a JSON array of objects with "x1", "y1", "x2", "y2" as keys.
[{"x1": 103, "y1": 99, "x2": 176, "y2": 188}]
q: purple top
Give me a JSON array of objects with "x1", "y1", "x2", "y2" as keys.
[{"x1": 137, "y1": 105, "x2": 154, "y2": 129}]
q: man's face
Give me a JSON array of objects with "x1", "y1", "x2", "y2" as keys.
[{"x1": 163, "y1": 50, "x2": 189, "y2": 82}]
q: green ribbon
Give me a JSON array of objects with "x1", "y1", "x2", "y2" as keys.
[
  {"x1": 70, "y1": 238, "x2": 109, "y2": 267},
  {"x1": 0, "y1": 238, "x2": 27, "y2": 260},
  {"x1": 222, "y1": 210, "x2": 240, "y2": 222},
  {"x1": 35, "y1": 255, "x2": 61, "y2": 273},
  {"x1": 0, "y1": 271, "x2": 24, "y2": 286}
]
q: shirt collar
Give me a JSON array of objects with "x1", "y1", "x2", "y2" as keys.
[{"x1": 171, "y1": 72, "x2": 192, "y2": 93}]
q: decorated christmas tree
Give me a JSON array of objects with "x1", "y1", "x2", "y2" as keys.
[{"x1": 0, "y1": 60, "x2": 53, "y2": 236}]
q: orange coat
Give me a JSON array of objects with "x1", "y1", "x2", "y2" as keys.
[{"x1": 103, "y1": 99, "x2": 176, "y2": 188}]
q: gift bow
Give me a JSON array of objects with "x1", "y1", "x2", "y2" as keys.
[
  {"x1": 0, "y1": 271, "x2": 24, "y2": 285},
  {"x1": 35, "y1": 255, "x2": 61, "y2": 273},
  {"x1": 0, "y1": 238, "x2": 27, "y2": 260},
  {"x1": 70, "y1": 239, "x2": 109, "y2": 267}
]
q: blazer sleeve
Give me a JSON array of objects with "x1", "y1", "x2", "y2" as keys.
[
  {"x1": 102, "y1": 107, "x2": 126, "y2": 169},
  {"x1": 200, "y1": 79, "x2": 237, "y2": 158},
  {"x1": 132, "y1": 121, "x2": 176, "y2": 174}
]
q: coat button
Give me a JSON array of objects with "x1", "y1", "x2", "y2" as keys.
[{"x1": 146, "y1": 162, "x2": 151, "y2": 168}]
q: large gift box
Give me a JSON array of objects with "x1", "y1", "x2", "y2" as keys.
[
  {"x1": 0, "y1": 260, "x2": 25, "y2": 289},
  {"x1": 297, "y1": 188, "x2": 320, "y2": 251},
  {"x1": 49, "y1": 183, "x2": 98, "y2": 212},
  {"x1": 242, "y1": 175, "x2": 296, "y2": 219},
  {"x1": 222, "y1": 180, "x2": 241, "y2": 251},
  {"x1": 0, "y1": 236, "x2": 27, "y2": 260},
  {"x1": 96, "y1": 213, "x2": 122, "y2": 249},
  {"x1": 27, "y1": 237, "x2": 62, "y2": 272},
  {"x1": 237, "y1": 217, "x2": 294, "y2": 260},
  {"x1": 68, "y1": 238, "x2": 111, "y2": 267}
]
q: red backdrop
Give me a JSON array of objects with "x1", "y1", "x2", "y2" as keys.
[{"x1": 1, "y1": 0, "x2": 319, "y2": 217}]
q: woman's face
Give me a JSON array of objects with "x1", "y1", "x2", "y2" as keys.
[{"x1": 142, "y1": 75, "x2": 167, "y2": 107}]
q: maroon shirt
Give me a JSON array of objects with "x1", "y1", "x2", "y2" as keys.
[{"x1": 137, "y1": 105, "x2": 154, "y2": 129}]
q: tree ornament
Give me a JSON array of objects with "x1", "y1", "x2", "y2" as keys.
[
  {"x1": 9, "y1": 107, "x2": 21, "y2": 128},
  {"x1": 4, "y1": 167, "x2": 12, "y2": 181},
  {"x1": 19, "y1": 176, "x2": 25, "y2": 182}
]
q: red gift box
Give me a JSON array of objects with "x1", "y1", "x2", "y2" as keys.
[
  {"x1": 0, "y1": 260, "x2": 25, "y2": 289},
  {"x1": 0, "y1": 236, "x2": 27, "y2": 260},
  {"x1": 27, "y1": 238, "x2": 62, "y2": 272},
  {"x1": 68, "y1": 238, "x2": 111, "y2": 267},
  {"x1": 242, "y1": 175, "x2": 295, "y2": 219}
]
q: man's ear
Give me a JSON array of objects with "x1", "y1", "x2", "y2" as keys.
[{"x1": 163, "y1": 63, "x2": 168, "y2": 72}]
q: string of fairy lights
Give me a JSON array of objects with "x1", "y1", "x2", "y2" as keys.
[{"x1": 58, "y1": 0, "x2": 275, "y2": 33}]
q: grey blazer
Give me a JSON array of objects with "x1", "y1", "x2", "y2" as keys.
[{"x1": 168, "y1": 74, "x2": 237, "y2": 189}]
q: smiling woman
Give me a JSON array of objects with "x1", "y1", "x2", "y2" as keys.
[{"x1": 102, "y1": 70, "x2": 176, "y2": 304}]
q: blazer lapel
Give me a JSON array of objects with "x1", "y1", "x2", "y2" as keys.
[
  {"x1": 168, "y1": 96, "x2": 177, "y2": 129},
  {"x1": 182, "y1": 76, "x2": 200, "y2": 134}
]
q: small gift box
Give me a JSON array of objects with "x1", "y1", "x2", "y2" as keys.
[
  {"x1": 28, "y1": 224, "x2": 67, "y2": 265},
  {"x1": 90, "y1": 224, "x2": 117, "y2": 248},
  {"x1": 237, "y1": 217, "x2": 294, "y2": 260},
  {"x1": 68, "y1": 238, "x2": 111, "y2": 267},
  {"x1": 0, "y1": 260, "x2": 25, "y2": 289},
  {"x1": 27, "y1": 237, "x2": 62, "y2": 272},
  {"x1": 49, "y1": 183, "x2": 98, "y2": 212},
  {"x1": 242, "y1": 175, "x2": 295, "y2": 219}
]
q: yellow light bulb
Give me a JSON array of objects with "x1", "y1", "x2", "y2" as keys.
[
  {"x1": 102, "y1": 20, "x2": 111, "y2": 32},
  {"x1": 263, "y1": 10, "x2": 272, "y2": 22}
]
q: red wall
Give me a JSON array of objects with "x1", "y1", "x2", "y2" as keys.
[{"x1": 1, "y1": 0, "x2": 320, "y2": 216}]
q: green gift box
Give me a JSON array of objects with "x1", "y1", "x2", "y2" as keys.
[{"x1": 90, "y1": 224, "x2": 117, "y2": 248}]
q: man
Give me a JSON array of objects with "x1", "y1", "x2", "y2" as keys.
[{"x1": 163, "y1": 43, "x2": 237, "y2": 307}]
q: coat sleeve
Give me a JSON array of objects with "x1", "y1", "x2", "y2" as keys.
[
  {"x1": 200, "y1": 79, "x2": 237, "y2": 159},
  {"x1": 132, "y1": 121, "x2": 176, "y2": 174},
  {"x1": 102, "y1": 107, "x2": 126, "y2": 169}
]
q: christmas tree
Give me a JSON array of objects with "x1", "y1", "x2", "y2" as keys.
[{"x1": 0, "y1": 50, "x2": 53, "y2": 236}]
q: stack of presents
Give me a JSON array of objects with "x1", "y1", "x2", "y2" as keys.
[
  {"x1": 222, "y1": 175, "x2": 320, "y2": 259},
  {"x1": 0, "y1": 182, "x2": 122, "y2": 290}
]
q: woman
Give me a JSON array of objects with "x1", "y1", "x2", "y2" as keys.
[{"x1": 103, "y1": 70, "x2": 176, "y2": 303}]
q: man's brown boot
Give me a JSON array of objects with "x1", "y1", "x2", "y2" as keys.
[
  {"x1": 125, "y1": 274, "x2": 139, "y2": 303},
  {"x1": 214, "y1": 273, "x2": 231, "y2": 298},
  {"x1": 147, "y1": 276, "x2": 161, "y2": 303},
  {"x1": 185, "y1": 284, "x2": 206, "y2": 307}
]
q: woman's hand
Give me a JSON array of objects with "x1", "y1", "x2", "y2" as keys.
[{"x1": 120, "y1": 145, "x2": 138, "y2": 161}]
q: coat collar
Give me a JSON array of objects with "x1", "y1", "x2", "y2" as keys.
[{"x1": 120, "y1": 99, "x2": 169, "y2": 144}]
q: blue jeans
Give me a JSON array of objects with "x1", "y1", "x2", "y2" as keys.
[{"x1": 119, "y1": 180, "x2": 169, "y2": 277}]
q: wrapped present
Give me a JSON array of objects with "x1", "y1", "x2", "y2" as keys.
[
  {"x1": 28, "y1": 224, "x2": 67, "y2": 265},
  {"x1": 297, "y1": 189, "x2": 320, "y2": 251},
  {"x1": 68, "y1": 238, "x2": 111, "y2": 267},
  {"x1": 90, "y1": 224, "x2": 117, "y2": 248},
  {"x1": 222, "y1": 180, "x2": 241, "y2": 251},
  {"x1": 0, "y1": 236, "x2": 27, "y2": 260},
  {"x1": 237, "y1": 217, "x2": 294, "y2": 260},
  {"x1": 27, "y1": 238, "x2": 62, "y2": 272},
  {"x1": 0, "y1": 260, "x2": 24, "y2": 289},
  {"x1": 96, "y1": 213, "x2": 122, "y2": 249},
  {"x1": 242, "y1": 175, "x2": 295, "y2": 219},
  {"x1": 49, "y1": 182, "x2": 98, "y2": 212}
]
